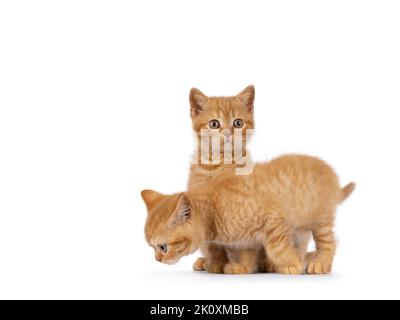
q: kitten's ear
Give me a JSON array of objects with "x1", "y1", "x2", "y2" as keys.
[
  {"x1": 237, "y1": 85, "x2": 255, "y2": 111},
  {"x1": 189, "y1": 88, "x2": 207, "y2": 117},
  {"x1": 171, "y1": 193, "x2": 192, "y2": 225},
  {"x1": 141, "y1": 189, "x2": 164, "y2": 211}
]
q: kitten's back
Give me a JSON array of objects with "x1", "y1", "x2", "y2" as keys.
[{"x1": 208, "y1": 154, "x2": 353, "y2": 227}]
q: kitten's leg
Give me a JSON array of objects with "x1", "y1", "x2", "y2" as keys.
[
  {"x1": 306, "y1": 220, "x2": 336, "y2": 275},
  {"x1": 193, "y1": 257, "x2": 206, "y2": 271},
  {"x1": 224, "y1": 249, "x2": 258, "y2": 274},
  {"x1": 264, "y1": 219, "x2": 304, "y2": 275},
  {"x1": 263, "y1": 231, "x2": 311, "y2": 273},
  {"x1": 193, "y1": 243, "x2": 228, "y2": 274},
  {"x1": 193, "y1": 243, "x2": 207, "y2": 271},
  {"x1": 305, "y1": 251, "x2": 317, "y2": 265}
]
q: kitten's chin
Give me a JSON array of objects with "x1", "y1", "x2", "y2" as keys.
[
  {"x1": 162, "y1": 258, "x2": 180, "y2": 265},
  {"x1": 162, "y1": 248, "x2": 197, "y2": 265}
]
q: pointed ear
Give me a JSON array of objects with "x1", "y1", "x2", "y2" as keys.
[
  {"x1": 189, "y1": 88, "x2": 207, "y2": 117},
  {"x1": 237, "y1": 85, "x2": 255, "y2": 111},
  {"x1": 141, "y1": 189, "x2": 164, "y2": 211},
  {"x1": 171, "y1": 193, "x2": 192, "y2": 225}
]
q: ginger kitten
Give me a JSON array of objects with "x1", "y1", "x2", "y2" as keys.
[
  {"x1": 142, "y1": 154, "x2": 355, "y2": 275},
  {"x1": 187, "y1": 86, "x2": 311, "y2": 274},
  {"x1": 188, "y1": 86, "x2": 264, "y2": 274}
]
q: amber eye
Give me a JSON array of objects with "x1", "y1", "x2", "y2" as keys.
[
  {"x1": 158, "y1": 244, "x2": 168, "y2": 253},
  {"x1": 233, "y1": 118, "x2": 244, "y2": 128},
  {"x1": 209, "y1": 119, "x2": 221, "y2": 129}
]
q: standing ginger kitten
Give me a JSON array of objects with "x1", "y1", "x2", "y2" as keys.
[
  {"x1": 188, "y1": 86, "x2": 265, "y2": 274},
  {"x1": 142, "y1": 154, "x2": 355, "y2": 275},
  {"x1": 187, "y1": 86, "x2": 310, "y2": 274}
]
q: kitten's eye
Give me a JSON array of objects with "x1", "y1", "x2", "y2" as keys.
[
  {"x1": 209, "y1": 119, "x2": 220, "y2": 129},
  {"x1": 158, "y1": 244, "x2": 168, "y2": 253},
  {"x1": 233, "y1": 119, "x2": 244, "y2": 128}
]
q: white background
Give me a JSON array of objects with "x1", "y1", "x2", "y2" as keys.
[{"x1": 0, "y1": 1, "x2": 399, "y2": 300}]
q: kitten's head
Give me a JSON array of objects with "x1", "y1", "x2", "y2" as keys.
[
  {"x1": 141, "y1": 190, "x2": 199, "y2": 265},
  {"x1": 189, "y1": 86, "x2": 255, "y2": 151}
]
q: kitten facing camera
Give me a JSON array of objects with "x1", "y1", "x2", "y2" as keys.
[
  {"x1": 188, "y1": 86, "x2": 275, "y2": 273},
  {"x1": 189, "y1": 85, "x2": 256, "y2": 182}
]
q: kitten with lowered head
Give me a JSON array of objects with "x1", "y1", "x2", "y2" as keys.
[{"x1": 142, "y1": 154, "x2": 355, "y2": 275}]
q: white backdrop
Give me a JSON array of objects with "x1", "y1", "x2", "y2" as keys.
[{"x1": 1, "y1": 0, "x2": 399, "y2": 299}]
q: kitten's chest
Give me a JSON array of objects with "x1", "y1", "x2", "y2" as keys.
[{"x1": 188, "y1": 165, "x2": 234, "y2": 189}]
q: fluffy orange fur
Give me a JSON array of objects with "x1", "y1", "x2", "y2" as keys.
[{"x1": 142, "y1": 154, "x2": 355, "y2": 275}]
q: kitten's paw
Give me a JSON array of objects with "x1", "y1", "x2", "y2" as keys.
[
  {"x1": 277, "y1": 264, "x2": 303, "y2": 275},
  {"x1": 193, "y1": 257, "x2": 206, "y2": 271},
  {"x1": 204, "y1": 261, "x2": 225, "y2": 274},
  {"x1": 306, "y1": 261, "x2": 331, "y2": 275},
  {"x1": 224, "y1": 263, "x2": 254, "y2": 275}
]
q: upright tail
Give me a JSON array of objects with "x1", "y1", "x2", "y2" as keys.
[{"x1": 340, "y1": 182, "x2": 356, "y2": 203}]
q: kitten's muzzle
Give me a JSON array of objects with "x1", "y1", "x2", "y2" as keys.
[{"x1": 222, "y1": 129, "x2": 232, "y2": 138}]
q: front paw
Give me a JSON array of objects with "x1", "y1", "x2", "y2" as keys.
[
  {"x1": 306, "y1": 261, "x2": 331, "y2": 275},
  {"x1": 276, "y1": 263, "x2": 303, "y2": 275},
  {"x1": 193, "y1": 257, "x2": 206, "y2": 271},
  {"x1": 224, "y1": 263, "x2": 254, "y2": 274},
  {"x1": 204, "y1": 261, "x2": 225, "y2": 274}
]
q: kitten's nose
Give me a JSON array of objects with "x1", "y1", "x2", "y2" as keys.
[{"x1": 222, "y1": 129, "x2": 232, "y2": 138}]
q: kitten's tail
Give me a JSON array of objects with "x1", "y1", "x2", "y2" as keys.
[{"x1": 340, "y1": 182, "x2": 356, "y2": 203}]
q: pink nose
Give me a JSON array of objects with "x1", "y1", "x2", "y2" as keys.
[{"x1": 222, "y1": 129, "x2": 232, "y2": 138}]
